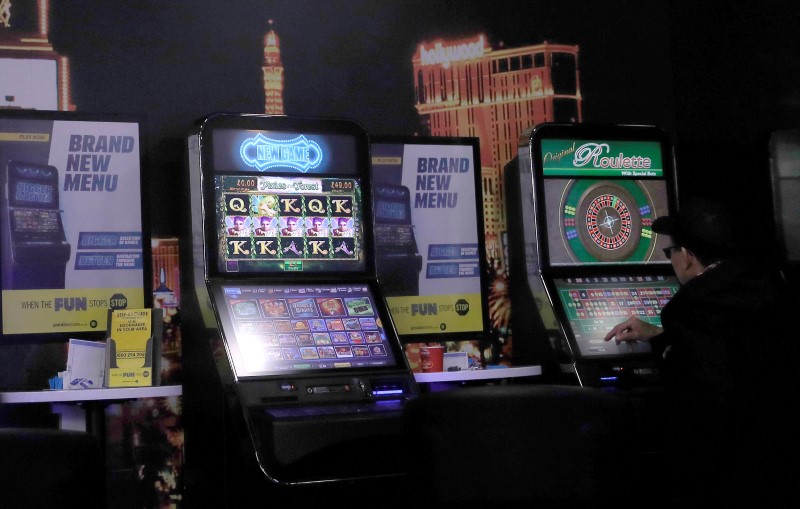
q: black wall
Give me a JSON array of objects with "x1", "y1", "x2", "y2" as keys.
[{"x1": 668, "y1": 0, "x2": 799, "y2": 266}]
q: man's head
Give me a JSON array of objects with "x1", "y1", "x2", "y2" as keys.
[
  {"x1": 337, "y1": 217, "x2": 349, "y2": 228},
  {"x1": 286, "y1": 217, "x2": 298, "y2": 230},
  {"x1": 312, "y1": 217, "x2": 324, "y2": 229},
  {"x1": 260, "y1": 216, "x2": 271, "y2": 227},
  {"x1": 233, "y1": 216, "x2": 245, "y2": 229},
  {"x1": 653, "y1": 197, "x2": 735, "y2": 267}
]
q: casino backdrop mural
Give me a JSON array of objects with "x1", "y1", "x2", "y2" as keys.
[
  {"x1": 1, "y1": 0, "x2": 675, "y2": 371},
  {"x1": 2, "y1": 0, "x2": 676, "y2": 505}
]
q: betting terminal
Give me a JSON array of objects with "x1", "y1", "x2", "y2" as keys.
[
  {"x1": 185, "y1": 114, "x2": 418, "y2": 485},
  {"x1": 371, "y1": 182, "x2": 422, "y2": 296},
  {"x1": 507, "y1": 123, "x2": 680, "y2": 389},
  {"x1": 1, "y1": 160, "x2": 71, "y2": 289}
]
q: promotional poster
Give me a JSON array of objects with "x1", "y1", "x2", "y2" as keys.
[
  {"x1": 372, "y1": 141, "x2": 484, "y2": 336},
  {"x1": 0, "y1": 114, "x2": 145, "y2": 336}
]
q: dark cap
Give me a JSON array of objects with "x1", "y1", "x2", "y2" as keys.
[{"x1": 653, "y1": 197, "x2": 735, "y2": 263}]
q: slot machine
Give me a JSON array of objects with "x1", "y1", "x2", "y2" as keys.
[
  {"x1": 372, "y1": 182, "x2": 422, "y2": 296},
  {"x1": 508, "y1": 123, "x2": 679, "y2": 389},
  {"x1": 185, "y1": 114, "x2": 417, "y2": 486},
  {"x1": 2, "y1": 160, "x2": 70, "y2": 289}
]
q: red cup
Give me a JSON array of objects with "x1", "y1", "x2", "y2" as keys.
[{"x1": 419, "y1": 345, "x2": 445, "y2": 373}]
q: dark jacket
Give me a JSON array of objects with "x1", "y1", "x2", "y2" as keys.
[{"x1": 649, "y1": 257, "x2": 798, "y2": 505}]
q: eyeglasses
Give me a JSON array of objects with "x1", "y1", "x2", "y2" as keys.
[{"x1": 662, "y1": 245, "x2": 680, "y2": 259}]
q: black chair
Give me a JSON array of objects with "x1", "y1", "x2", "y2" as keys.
[
  {"x1": 403, "y1": 384, "x2": 650, "y2": 508},
  {"x1": 0, "y1": 428, "x2": 105, "y2": 508}
]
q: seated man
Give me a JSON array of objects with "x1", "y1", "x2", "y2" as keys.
[{"x1": 604, "y1": 197, "x2": 800, "y2": 506}]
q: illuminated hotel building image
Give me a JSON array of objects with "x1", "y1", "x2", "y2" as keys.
[
  {"x1": 0, "y1": 0, "x2": 74, "y2": 111},
  {"x1": 413, "y1": 35, "x2": 582, "y2": 266},
  {"x1": 259, "y1": 28, "x2": 583, "y2": 270},
  {"x1": 262, "y1": 19, "x2": 285, "y2": 115}
]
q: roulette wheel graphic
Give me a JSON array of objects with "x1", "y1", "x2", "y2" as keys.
[{"x1": 559, "y1": 180, "x2": 658, "y2": 263}]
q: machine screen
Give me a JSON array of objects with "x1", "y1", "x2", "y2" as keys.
[
  {"x1": 211, "y1": 128, "x2": 359, "y2": 176},
  {"x1": 212, "y1": 282, "x2": 400, "y2": 378},
  {"x1": 7, "y1": 161, "x2": 60, "y2": 209},
  {"x1": 13, "y1": 180, "x2": 56, "y2": 206},
  {"x1": 552, "y1": 274, "x2": 679, "y2": 359},
  {"x1": 205, "y1": 125, "x2": 369, "y2": 277},
  {"x1": 375, "y1": 194, "x2": 410, "y2": 223},
  {"x1": 535, "y1": 136, "x2": 675, "y2": 268},
  {"x1": 6, "y1": 162, "x2": 64, "y2": 242},
  {"x1": 213, "y1": 174, "x2": 365, "y2": 274},
  {"x1": 11, "y1": 209, "x2": 61, "y2": 236}
]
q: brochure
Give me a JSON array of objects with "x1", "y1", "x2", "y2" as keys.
[{"x1": 105, "y1": 308, "x2": 162, "y2": 387}]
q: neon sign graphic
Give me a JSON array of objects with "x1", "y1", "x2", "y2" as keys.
[
  {"x1": 239, "y1": 133, "x2": 323, "y2": 172},
  {"x1": 419, "y1": 35, "x2": 487, "y2": 69}
]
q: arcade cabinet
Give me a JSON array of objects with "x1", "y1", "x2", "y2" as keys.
[
  {"x1": 508, "y1": 123, "x2": 679, "y2": 389},
  {"x1": 768, "y1": 129, "x2": 800, "y2": 286},
  {"x1": 372, "y1": 182, "x2": 422, "y2": 296},
  {"x1": 1, "y1": 161, "x2": 70, "y2": 289},
  {"x1": 185, "y1": 114, "x2": 418, "y2": 488}
]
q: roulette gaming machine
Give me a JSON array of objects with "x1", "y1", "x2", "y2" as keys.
[
  {"x1": 507, "y1": 123, "x2": 680, "y2": 388},
  {"x1": 185, "y1": 114, "x2": 418, "y2": 485}
]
